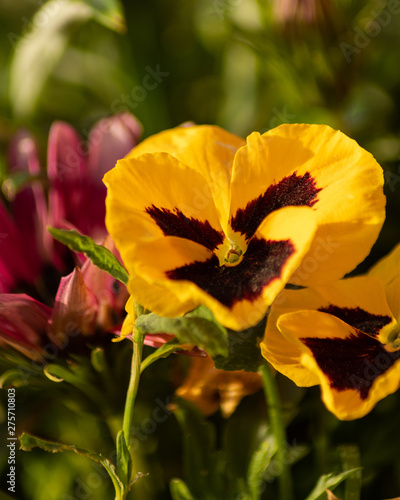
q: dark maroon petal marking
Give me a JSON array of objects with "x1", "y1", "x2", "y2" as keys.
[
  {"x1": 301, "y1": 333, "x2": 400, "y2": 400},
  {"x1": 318, "y1": 305, "x2": 392, "y2": 337},
  {"x1": 231, "y1": 172, "x2": 321, "y2": 240},
  {"x1": 167, "y1": 238, "x2": 295, "y2": 308},
  {"x1": 146, "y1": 205, "x2": 224, "y2": 251}
]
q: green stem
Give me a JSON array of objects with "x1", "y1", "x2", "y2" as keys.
[
  {"x1": 122, "y1": 328, "x2": 145, "y2": 469},
  {"x1": 261, "y1": 363, "x2": 294, "y2": 500}
]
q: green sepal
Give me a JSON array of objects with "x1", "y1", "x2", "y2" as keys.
[
  {"x1": 305, "y1": 468, "x2": 362, "y2": 500},
  {"x1": 48, "y1": 227, "x2": 128, "y2": 284},
  {"x1": 135, "y1": 306, "x2": 228, "y2": 358}
]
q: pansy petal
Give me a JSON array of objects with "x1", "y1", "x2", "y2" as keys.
[
  {"x1": 126, "y1": 236, "x2": 212, "y2": 317},
  {"x1": 104, "y1": 152, "x2": 225, "y2": 266},
  {"x1": 128, "y1": 273, "x2": 198, "y2": 318},
  {"x1": 262, "y1": 275, "x2": 398, "y2": 381},
  {"x1": 230, "y1": 124, "x2": 385, "y2": 285},
  {"x1": 369, "y1": 244, "x2": 400, "y2": 322},
  {"x1": 276, "y1": 310, "x2": 400, "y2": 420},
  {"x1": 130, "y1": 206, "x2": 316, "y2": 330},
  {"x1": 176, "y1": 355, "x2": 262, "y2": 417},
  {"x1": 125, "y1": 125, "x2": 245, "y2": 227}
]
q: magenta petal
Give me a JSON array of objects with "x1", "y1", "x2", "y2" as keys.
[
  {"x1": 81, "y1": 113, "x2": 142, "y2": 238},
  {"x1": 8, "y1": 130, "x2": 51, "y2": 274},
  {"x1": 8, "y1": 129, "x2": 41, "y2": 176},
  {"x1": 87, "y1": 112, "x2": 142, "y2": 180},
  {"x1": 144, "y1": 334, "x2": 175, "y2": 348},
  {"x1": 0, "y1": 201, "x2": 38, "y2": 290},
  {"x1": 0, "y1": 294, "x2": 52, "y2": 360},
  {"x1": 49, "y1": 267, "x2": 98, "y2": 345},
  {"x1": 47, "y1": 121, "x2": 87, "y2": 231}
]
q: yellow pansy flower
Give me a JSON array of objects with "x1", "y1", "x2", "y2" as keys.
[
  {"x1": 175, "y1": 355, "x2": 263, "y2": 418},
  {"x1": 261, "y1": 244, "x2": 400, "y2": 420},
  {"x1": 104, "y1": 123, "x2": 385, "y2": 331}
]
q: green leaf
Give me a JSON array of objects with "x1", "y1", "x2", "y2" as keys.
[
  {"x1": 48, "y1": 227, "x2": 128, "y2": 284},
  {"x1": 247, "y1": 435, "x2": 276, "y2": 500},
  {"x1": 170, "y1": 479, "x2": 197, "y2": 500},
  {"x1": 213, "y1": 315, "x2": 267, "y2": 372},
  {"x1": 305, "y1": 469, "x2": 362, "y2": 500},
  {"x1": 136, "y1": 307, "x2": 228, "y2": 358},
  {"x1": 19, "y1": 433, "x2": 124, "y2": 499},
  {"x1": 81, "y1": 0, "x2": 126, "y2": 32},
  {"x1": 116, "y1": 430, "x2": 132, "y2": 489},
  {"x1": 9, "y1": 0, "x2": 93, "y2": 119},
  {"x1": 173, "y1": 398, "x2": 225, "y2": 499},
  {"x1": 140, "y1": 338, "x2": 186, "y2": 373}
]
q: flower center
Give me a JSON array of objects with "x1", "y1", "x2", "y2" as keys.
[
  {"x1": 216, "y1": 238, "x2": 246, "y2": 267},
  {"x1": 224, "y1": 243, "x2": 243, "y2": 266}
]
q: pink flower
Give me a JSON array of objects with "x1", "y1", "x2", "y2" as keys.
[
  {"x1": 0, "y1": 237, "x2": 128, "y2": 364},
  {"x1": 1, "y1": 112, "x2": 142, "y2": 294}
]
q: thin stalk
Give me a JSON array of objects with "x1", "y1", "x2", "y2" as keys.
[
  {"x1": 261, "y1": 363, "x2": 294, "y2": 500},
  {"x1": 122, "y1": 328, "x2": 145, "y2": 462}
]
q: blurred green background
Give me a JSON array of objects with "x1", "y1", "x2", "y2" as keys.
[{"x1": 1, "y1": 1, "x2": 400, "y2": 499}]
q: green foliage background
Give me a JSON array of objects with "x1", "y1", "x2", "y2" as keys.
[{"x1": 1, "y1": 1, "x2": 400, "y2": 499}]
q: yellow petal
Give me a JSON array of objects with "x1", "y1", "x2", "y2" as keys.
[
  {"x1": 126, "y1": 124, "x2": 245, "y2": 228},
  {"x1": 276, "y1": 310, "x2": 400, "y2": 420},
  {"x1": 128, "y1": 273, "x2": 198, "y2": 318},
  {"x1": 230, "y1": 124, "x2": 385, "y2": 285},
  {"x1": 176, "y1": 355, "x2": 262, "y2": 418},
  {"x1": 369, "y1": 243, "x2": 400, "y2": 322},
  {"x1": 104, "y1": 152, "x2": 225, "y2": 279},
  {"x1": 262, "y1": 275, "x2": 398, "y2": 383}
]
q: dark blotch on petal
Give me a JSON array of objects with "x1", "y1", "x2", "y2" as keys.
[
  {"x1": 167, "y1": 238, "x2": 295, "y2": 308},
  {"x1": 146, "y1": 205, "x2": 224, "y2": 251},
  {"x1": 231, "y1": 172, "x2": 321, "y2": 240},
  {"x1": 301, "y1": 332, "x2": 400, "y2": 400},
  {"x1": 318, "y1": 305, "x2": 392, "y2": 337}
]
